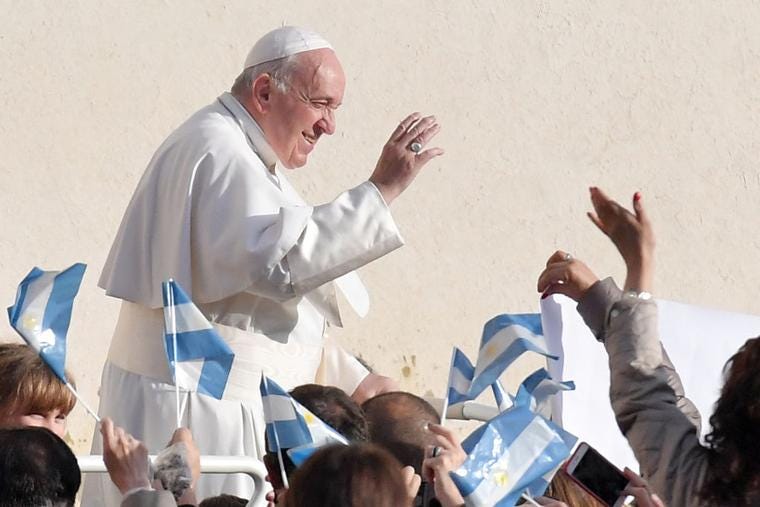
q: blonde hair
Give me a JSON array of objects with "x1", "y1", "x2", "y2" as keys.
[
  {"x1": 546, "y1": 469, "x2": 605, "y2": 507},
  {"x1": 0, "y1": 342, "x2": 76, "y2": 417}
]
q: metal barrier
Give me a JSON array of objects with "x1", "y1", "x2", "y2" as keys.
[{"x1": 77, "y1": 455, "x2": 268, "y2": 507}]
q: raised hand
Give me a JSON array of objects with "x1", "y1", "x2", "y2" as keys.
[
  {"x1": 100, "y1": 417, "x2": 151, "y2": 495},
  {"x1": 369, "y1": 112, "x2": 444, "y2": 204},
  {"x1": 537, "y1": 250, "x2": 600, "y2": 302},
  {"x1": 587, "y1": 187, "x2": 655, "y2": 292}
]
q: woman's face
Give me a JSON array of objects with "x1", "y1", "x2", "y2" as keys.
[{"x1": 0, "y1": 407, "x2": 67, "y2": 438}]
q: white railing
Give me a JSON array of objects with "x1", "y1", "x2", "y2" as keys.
[
  {"x1": 424, "y1": 397, "x2": 500, "y2": 421},
  {"x1": 77, "y1": 455, "x2": 268, "y2": 507}
]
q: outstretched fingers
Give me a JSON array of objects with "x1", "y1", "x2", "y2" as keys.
[{"x1": 390, "y1": 112, "x2": 422, "y2": 142}]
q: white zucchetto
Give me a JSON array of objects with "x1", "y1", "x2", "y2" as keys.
[{"x1": 243, "y1": 26, "x2": 333, "y2": 69}]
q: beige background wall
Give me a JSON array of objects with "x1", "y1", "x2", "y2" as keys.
[{"x1": 2, "y1": 1, "x2": 759, "y2": 454}]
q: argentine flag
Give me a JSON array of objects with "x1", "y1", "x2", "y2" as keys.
[
  {"x1": 447, "y1": 347, "x2": 475, "y2": 407},
  {"x1": 162, "y1": 280, "x2": 234, "y2": 400},
  {"x1": 451, "y1": 404, "x2": 577, "y2": 506},
  {"x1": 260, "y1": 375, "x2": 348, "y2": 461},
  {"x1": 468, "y1": 314, "x2": 557, "y2": 399},
  {"x1": 7, "y1": 263, "x2": 86, "y2": 382},
  {"x1": 513, "y1": 368, "x2": 575, "y2": 417}
]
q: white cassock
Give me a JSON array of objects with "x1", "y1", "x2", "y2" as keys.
[{"x1": 81, "y1": 92, "x2": 404, "y2": 506}]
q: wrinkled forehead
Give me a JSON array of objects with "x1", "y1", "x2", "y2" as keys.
[{"x1": 290, "y1": 49, "x2": 346, "y2": 100}]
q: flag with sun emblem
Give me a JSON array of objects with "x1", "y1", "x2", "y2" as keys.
[
  {"x1": 260, "y1": 375, "x2": 348, "y2": 463},
  {"x1": 7, "y1": 263, "x2": 86, "y2": 382},
  {"x1": 468, "y1": 313, "x2": 557, "y2": 399},
  {"x1": 450, "y1": 403, "x2": 576, "y2": 506}
]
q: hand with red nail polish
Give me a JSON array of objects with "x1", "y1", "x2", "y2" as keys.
[{"x1": 587, "y1": 187, "x2": 655, "y2": 293}]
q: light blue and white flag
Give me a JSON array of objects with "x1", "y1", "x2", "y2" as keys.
[
  {"x1": 162, "y1": 280, "x2": 234, "y2": 400},
  {"x1": 491, "y1": 379, "x2": 512, "y2": 412},
  {"x1": 468, "y1": 314, "x2": 557, "y2": 399},
  {"x1": 451, "y1": 404, "x2": 577, "y2": 507},
  {"x1": 447, "y1": 347, "x2": 475, "y2": 407},
  {"x1": 7, "y1": 263, "x2": 86, "y2": 382},
  {"x1": 513, "y1": 368, "x2": 575, "y2": 418},
  {"x1": 260, "y1": 375, "x2": 347, "y2": 461}
]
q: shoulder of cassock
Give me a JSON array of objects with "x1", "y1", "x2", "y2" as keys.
[{"x1": 99, "y1": 93, "x2": 310, "y2": 309}]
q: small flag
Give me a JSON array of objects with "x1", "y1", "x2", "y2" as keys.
[
  {"x1": 491, "y1": 380, "x2": 512, "y2": 412},
  {"x1": 162, "y1": 280, "x2": 234, "y2": 400},
  {"x1": 451, "y1": 404, "x2": 577, "y2": 507},
  {"x1": 513, "y1": 368, "x2": 575, "y2": 418},
  {"x1": 447, "y1": 347, "x2": 475, "y2": 408},
  {"x1": 468, "y1": 314, "x2": 557, "y2": 399},
  {"x1": 260, "y1": 375, "x2": 347, "y2": 464},
  {"x1": 7, "y1": 263, "x2": 86, "y2": 382}
]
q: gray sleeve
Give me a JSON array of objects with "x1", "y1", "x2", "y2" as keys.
[{"x1": 599, "y1": 298, "x2": 709, "y2": 506}]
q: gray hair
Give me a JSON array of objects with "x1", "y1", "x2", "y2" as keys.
[{"x1": 231, "y1": 54, "x2": 299, "y2": 98}]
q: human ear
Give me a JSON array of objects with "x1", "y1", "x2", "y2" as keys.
[{"x1": 251, "y1": 74, "x2": 273, "y2": 114}]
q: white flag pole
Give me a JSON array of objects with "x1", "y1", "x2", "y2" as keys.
[
  {"x1": 439, "y1": 348, "x2": 457, "y2": 427},
  {"x1": 263, "y1": 379, "x2": 290, "y2": 489},
  {"x1": 64, "y1": 381, "x2": 100, "y2": 423},
  {"x1": 521, "y1": 492, "x2": 542, "y2": 506},
  {"x1": 167, "y1": 279, "x2": 181, "y2": 429}
]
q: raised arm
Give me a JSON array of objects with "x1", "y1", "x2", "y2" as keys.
[{"x1": 537, "y1": 189, "x2": 709, "y2": 505}]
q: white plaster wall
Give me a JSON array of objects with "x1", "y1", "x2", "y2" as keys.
[{"x1": 2, "y1": 1, "x2": 760, "y2": 453}]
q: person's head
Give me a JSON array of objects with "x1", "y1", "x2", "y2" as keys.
[
  {"x1": 198, "y1": 494, "x2": 248, "y2": 507},
  {"x1": 232, "y1": 27, "x2": 345, "y2": 169},
  {"x1": 362, "y1": 391, "x2": 441, "y2": 474},
  {"x1": 263, "y1": 384, "x2": 369, "y2": 503},
  {"x1": 0, "y1": 426, "x2": 81, "y2": 507},
  {"x1": 284, "y1": 443, "x2": 410, "y2": 507},
  {"x1": 0, "y1": 342, "x2": 76, "y2": 438},
  {"x1": 546, "y1": 469, "x2": 604, "y2": 506},
  {"x1": 290, "y1": 384, "x2": 369, "y2": 442},
  {"x1": 702, "y1": 336, "x2": 760, "y2": 504}
]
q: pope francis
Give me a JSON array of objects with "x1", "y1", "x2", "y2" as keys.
[{"x1": 82, "y1": 26, "x2": 443, "y2": 505}]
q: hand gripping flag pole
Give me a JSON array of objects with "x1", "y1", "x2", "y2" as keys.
[{"x1": 7, "y1": 263, "x2": 100, "y2": 423}]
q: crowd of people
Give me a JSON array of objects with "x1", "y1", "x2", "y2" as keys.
[{"x1": 2, "y1": 25, "x2": 759, "y2": 507}]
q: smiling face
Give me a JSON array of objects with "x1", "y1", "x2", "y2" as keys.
[{"x1": 255, "y1": 49, "x2": 345, "y2": 169}]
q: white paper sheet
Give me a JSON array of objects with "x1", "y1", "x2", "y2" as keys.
[{"x1": 541, "y1": 294, "x2": 760, "y2": 471}]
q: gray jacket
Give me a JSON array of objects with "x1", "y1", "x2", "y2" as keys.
[{"x1": 576, "y1": 278, "x2": 709, "y2": 507}]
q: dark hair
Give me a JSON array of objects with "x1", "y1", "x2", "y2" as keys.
[
  {"x1": 290, "y1": 384, "x2": 369, "y2": 442},
  {"x1": 701, "y1": 336, "x2": 760, "y2": 504},
  {"x1": 284, "y1": 443, "x2": 409, "y2": 507},
  {"x1": 361, "y1": 391, "x2": 440, "y2": 474},
  {"x1": 199, "y1": 494, "x2": 248, "y2": 507},
  {"x1": 0, "y1": 427, "x2": 81, "y2": 507}
]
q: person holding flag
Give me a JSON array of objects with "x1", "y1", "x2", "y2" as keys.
[
  {"x1": 4, "y1": 262, "x2": 101, "y2": 435},
  {"x1": 0, "y1": 342, "x2": 76, "y2": 439}
]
